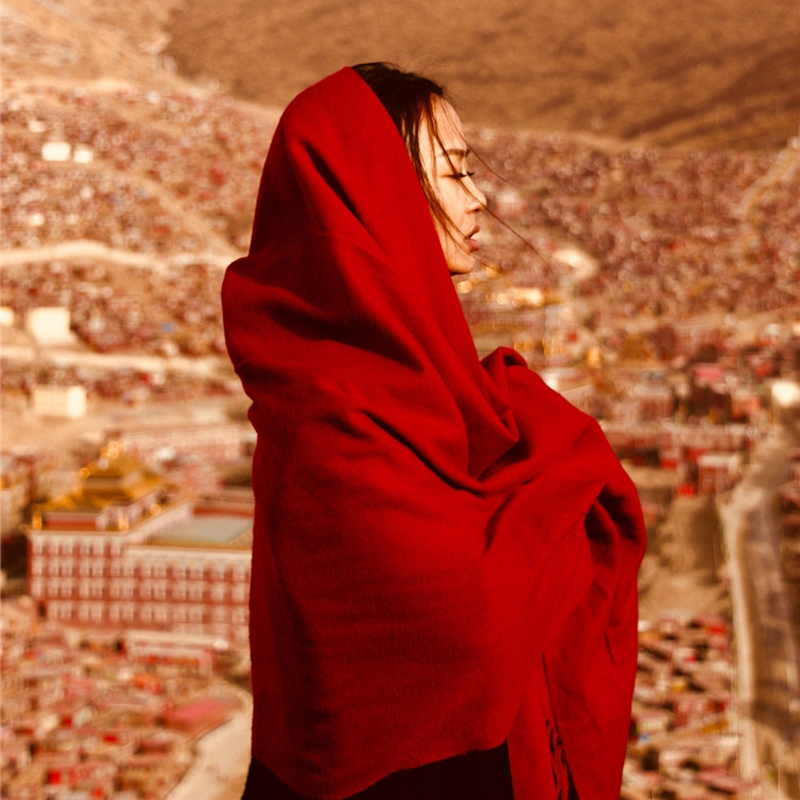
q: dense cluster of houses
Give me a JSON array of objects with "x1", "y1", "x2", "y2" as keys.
[
  {"x1": 622, "y1": 614, "x2": 762, "y2": 798},
  {"x1": 2, "y1": 85, "x2": 272, "y2": 254},
  {"x1": 2, "y1": 596, "x2": 245, "y2": 800},
  {"x1": 469, "y1": 127, "x2": 799, "y2": 321},
  {"x1": 1, "y1": 260, "x2": 229, "y2": 360},
  {"x1": 3, "y1": 81, "x2": 798, "y2": 322}
]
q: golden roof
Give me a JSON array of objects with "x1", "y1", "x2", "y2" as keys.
[{"x1": 40, "y1": 445, "x2": 165, "y2": 511}]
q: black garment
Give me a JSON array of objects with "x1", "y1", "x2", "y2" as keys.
[{"x1": 241, "y1": 743, "x2": 515, "y2": 799}]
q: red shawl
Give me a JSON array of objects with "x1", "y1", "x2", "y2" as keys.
[{"x1": 221, "y1": 67, "x2": 645, "y2": 799}]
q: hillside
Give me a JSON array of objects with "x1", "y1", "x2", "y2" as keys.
[
  {"x1": 3, "y1": 0, "x2": 798, "y2": 331},
  {"x1": 4, "y1": 0, "x2": 798, "y2": 151},
  {"x1": 3, "y1": 0, "x2": 183, "y2": 88},
  {"x1": 164, "y1": 0, "x2": 800, "y2": 151}
]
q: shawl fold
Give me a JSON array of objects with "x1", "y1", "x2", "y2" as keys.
[{"x1": 222, "y1": 67, "x2": 645, "y2": 800}]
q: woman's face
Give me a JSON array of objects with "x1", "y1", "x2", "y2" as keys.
[{"x1": 419, "y1": 99, "x2": 486, "y2": 275}]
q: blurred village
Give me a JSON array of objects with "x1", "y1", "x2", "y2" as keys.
[{"x1": 2, "y1": 19, "x2": 800, "y2": 800}]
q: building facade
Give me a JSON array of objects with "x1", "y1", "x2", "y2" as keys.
[{"x1": 26, "y1": 445, "x2": 251, "y2": 648}]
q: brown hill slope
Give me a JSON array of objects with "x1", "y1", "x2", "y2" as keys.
[
  {"x1": 165, "y1": 0, "x2": 800, "y2": 151},
  {"x1": 3, "y1": 0, "x2": 186, "y2": 90}
]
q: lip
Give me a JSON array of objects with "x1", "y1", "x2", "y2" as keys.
[{"x1": 466, "y1": 226, "x2": 480, "y2": 251}]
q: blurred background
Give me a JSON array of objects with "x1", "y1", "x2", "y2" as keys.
[{"x1": 2, "y1": 0, "x2": 799, "y2": 798}]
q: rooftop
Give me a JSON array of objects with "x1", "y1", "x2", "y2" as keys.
[{"x1": 147, "y1": 515, "x2": 252, "y2": 548}]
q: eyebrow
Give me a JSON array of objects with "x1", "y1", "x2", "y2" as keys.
[{"x1": 437, "y1": 147, "x2": 471, "y2": 160}]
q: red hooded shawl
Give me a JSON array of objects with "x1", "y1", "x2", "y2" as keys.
[{"x1": 221, "y1": 67, "x2": 645, "y2": 799}]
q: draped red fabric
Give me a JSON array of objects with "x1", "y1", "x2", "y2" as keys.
[{"x1": 221, "y1": 67, "x2": 645, "y2": 799}]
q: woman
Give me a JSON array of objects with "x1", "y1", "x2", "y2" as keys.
[{"x1": 222, "y1": 63, "x2": 645, "y2": 799}]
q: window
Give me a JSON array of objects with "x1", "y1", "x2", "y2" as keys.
[
  {"x1": 153, "y1": 583, "x2": 167, "y2": 601},
  {"x1": 108, "y1": 604, "x2": 121, "y2": 623},
  {"x1": 92, "y1": 540, "x2": 105, "y2": 557},
  {"x1": 232, "y1": 608, "x2": 247, "y2": 625},
  {"x1": 189, "y1": 585, "x2": 204, "y2": 602},
  {"x1": 31, "y1": 560, "x2": 43, "y2": 577},
  {"x1": 91, "y1": 563, "x2": 105, "y2": 577},
  {"x1": 90, "y1": 604, "x2": 103, "y2": 622},
  {"x1": 153, "y1": 563, "x2": 166, "y2": 579},
  {"x1": 32, "y1": 539, "x2": 44, "y2": 556},
  {"x1": 79, "y1": 562, "x2": 91, "y2": 577},
  {"x1": 209, "y1": 585, "x2": 226, "y2": 603},
  {"x1": 232, "y1": 585, "x2": 247, "y2": 604},
  {"x1": 140, "y1": 563, "x2": 152, "y2": 579},
  {"x1": 141, "y1": 606, "x2": 153, "y2": 623},
  {"x1": 140, "y1": 584, "x2": 152, "y2": 600},
  {"x1": 155, "y1": 605, "x2": 169, "y2": 623}
]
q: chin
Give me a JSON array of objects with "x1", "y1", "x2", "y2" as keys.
[
  {"x1": 449, "y1": 262, "x2": 475, "y2": 276},
  {"x1": 447, "y1": 254, "x2": 476, "y2": 275}
]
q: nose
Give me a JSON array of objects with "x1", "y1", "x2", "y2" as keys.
[{"x1": 464, "y1": 176, "x2": 486, "y2": 210}]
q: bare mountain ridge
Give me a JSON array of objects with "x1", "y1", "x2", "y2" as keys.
[
  {"x1": 164, "y1": 0, "x2": 800, "y2": 151},
  {"x1": 4, "y1": 0, "x2": 798, "y2": 151}
]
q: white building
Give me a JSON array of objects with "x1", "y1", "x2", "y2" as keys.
[
  {"x1": 41, "y1": 141, "x2": 72, "y2": 162},
  {"x1": 24, "y1": 306, "x2": 75, "y2": 346},
  {"x1": 27, "y1": 448, "x2": 252, "y2": 647},
  {"x1": 33, "y1": 385, "x2": 87, "y2": 420}
]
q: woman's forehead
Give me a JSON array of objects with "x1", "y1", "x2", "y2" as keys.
[
  {"x1": 418, "y1": 98, "x2": 468, "y2": 171},
  {"x1": 432, "y1": 99, "x2": 466, "y2": 148}
]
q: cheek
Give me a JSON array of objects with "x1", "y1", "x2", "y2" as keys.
[{"x1": 436, "y1": 182, "x2": 462, "y2": 223}]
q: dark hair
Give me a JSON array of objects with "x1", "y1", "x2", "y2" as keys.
[{"x1": 351, "y1": 62, "x2": 456, "y2": 239}]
